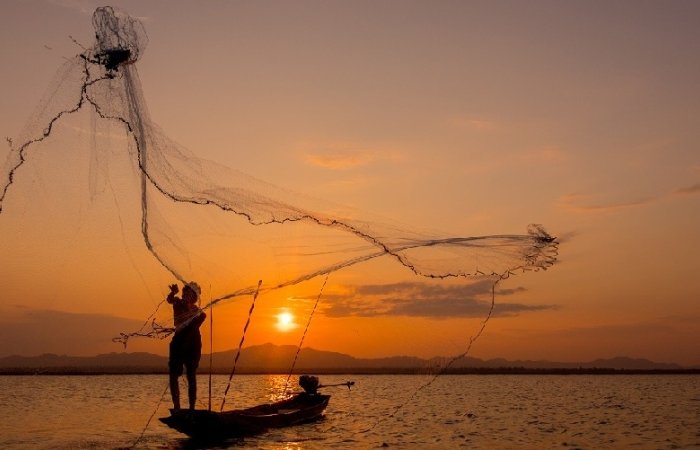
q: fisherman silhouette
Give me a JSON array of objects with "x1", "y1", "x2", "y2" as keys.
[{"x1": 167, "y1": 282, "x2": 206, "y2": 410}]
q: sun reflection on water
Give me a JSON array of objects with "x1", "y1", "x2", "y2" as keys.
[{"x1": 266, "y1": 374, "x2": 295, "y2": 402}]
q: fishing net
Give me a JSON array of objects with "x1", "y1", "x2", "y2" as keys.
[{"x1": 1, "y1": 7, "x2": 557, "y2": 346}]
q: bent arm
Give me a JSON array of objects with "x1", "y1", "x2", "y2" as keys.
[{"x1": 192, "y1": 309, "x2": 207, "y2": 329}]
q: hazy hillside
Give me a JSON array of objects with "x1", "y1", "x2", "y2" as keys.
[{"x1": 0, "y1": 343, "x2": 690, "y2": 374}]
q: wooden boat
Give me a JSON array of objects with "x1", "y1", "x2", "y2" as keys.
[{"x1": 159, "y1": 392, "x2": 330, "y2": 440}]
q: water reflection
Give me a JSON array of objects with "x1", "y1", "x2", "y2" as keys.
[
  {"x1": 265, "y1": 374, "x2": 294, "y2": 403},
  {"x1": 0, "y1": 374, "x2": 697, "y2": 449}
]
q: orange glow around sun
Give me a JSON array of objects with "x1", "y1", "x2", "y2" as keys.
[{"x1": 275, "y1": 310, "x2": 297, "y2": 332}]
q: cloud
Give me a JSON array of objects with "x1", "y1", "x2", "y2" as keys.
[
  {"x1": 561, "y1": 179, "x2": 700, "y2": 215},
  {"x1": 304, "y1": 151, "x2": 378, "y2": 170},
  {"x1": 449, "y1": 115, "x2": 497, "y2": 132},
  {"x1": 559, "y1": 193, "x2": 657, "y2": 214},
  {"x1": 300, "y1": 140, "x2": 402, "y2": 170},
  {"x1": 673, "y1": 182, "x2": 700, "y2": 196},
  {"x1": 320, "y1": 281, "x2": 556, "y2": 319}
]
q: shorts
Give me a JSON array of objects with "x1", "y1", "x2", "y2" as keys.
[{"x1": 168, "y1": 332, "x2": 201, "y2": 376}]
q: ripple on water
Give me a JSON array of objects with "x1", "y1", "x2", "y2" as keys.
[{"x1": 0, "y1": 374, "x2": 698, "y2": 449}]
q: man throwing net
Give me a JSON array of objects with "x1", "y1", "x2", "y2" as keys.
[{"x1": 167, "y1": 282, "x2": 206, "y2": 410}]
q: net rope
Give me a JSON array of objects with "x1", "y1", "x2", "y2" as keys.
[
  {"x1": 363, "y1": 275, "x2": 500, "y2": 433},
  {"x1": 284, "y1": 273, "x2": 330, "y2": 394}
]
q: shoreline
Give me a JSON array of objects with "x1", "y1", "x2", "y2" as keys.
[{"x1": 2, "y1": 368, "x2": 699, "y2": 376}]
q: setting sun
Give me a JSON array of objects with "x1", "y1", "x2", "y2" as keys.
[{"x1": 275, "y1": 310, "x2": 297, "y2": 332}]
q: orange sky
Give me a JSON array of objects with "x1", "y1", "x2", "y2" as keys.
[{"x1": 0, "y1": 0, "x2": 699, "y2": 366}]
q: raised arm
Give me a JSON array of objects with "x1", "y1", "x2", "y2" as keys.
[{"x1": 166, "y1": 284, "x2": 179, "y2": 304}]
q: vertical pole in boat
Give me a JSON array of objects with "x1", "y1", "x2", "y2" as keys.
[
  {"x1": 220, "y1": 280, "x2": 262, "y2": 411},
  {"x1": 208, "y1": 297, "x2": 213, "y2": 411}
]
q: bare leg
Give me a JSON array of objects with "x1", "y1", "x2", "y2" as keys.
[
  {"x1": 169, "y1": 372, "x2": 181, "y2": 410},
  {"x1": 186, "y1": 366, "x2": 197, "y2": 410}
]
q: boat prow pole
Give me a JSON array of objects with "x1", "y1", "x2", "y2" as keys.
[{"x1": 208, "y1": 291, "x2": 213, "y2": 411}]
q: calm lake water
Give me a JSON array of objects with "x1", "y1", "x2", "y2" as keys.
[{"x1": 0, "y1": 374, "x2": 698, "y2": 449}]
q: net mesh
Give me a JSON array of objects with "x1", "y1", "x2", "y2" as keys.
[{"x1": 1, "y1": 7, "x2": 558, "y2": 345}]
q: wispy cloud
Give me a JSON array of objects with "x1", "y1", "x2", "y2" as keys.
[
  {"x1": 300, "y1": 141, "x2": 401, "y2": 170},
  {"x1": 304, "y1": 152, "x2": 378, "y2": 170},
  {"x1": 317, "y1": 281, "x2": 555, "y2": 319},
  {"x1": 559, "y1": 193, "x2": 657, "y2": 214},
  {"x1": 562, "y1": 178, "x2": 700, "y2": 215},
  {"x1": 673, "y1": 182, "x2": 700, "y2": 196},
  {"x1": 449, "y1": 115, "x2": 497, "y2": 132}
]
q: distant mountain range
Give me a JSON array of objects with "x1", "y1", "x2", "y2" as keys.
[{"x1": 0, "y1": 343, "x2": 696, "y2": 374}]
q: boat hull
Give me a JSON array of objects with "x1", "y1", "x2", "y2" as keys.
[{"x1": 159, "y1": 393, "x2": 330, "y2": 439}]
